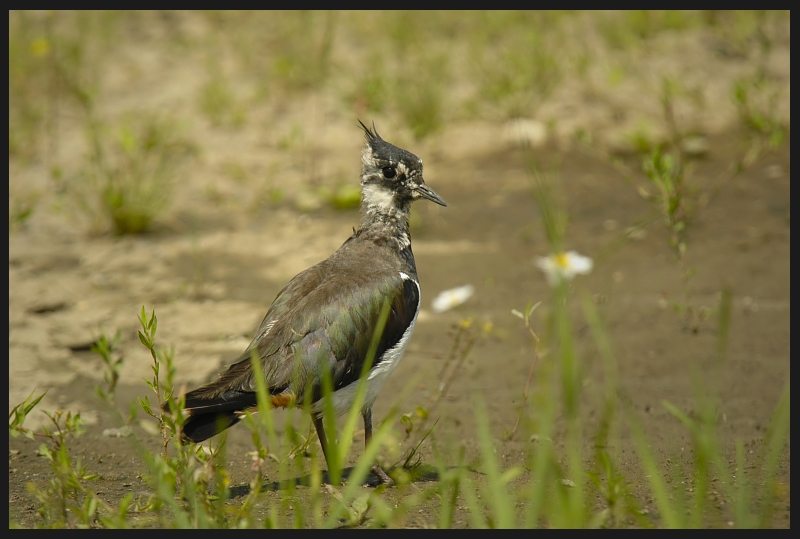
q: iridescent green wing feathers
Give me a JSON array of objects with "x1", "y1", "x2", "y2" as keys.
[{"x1": 218, "y1": 261, "x2": 418, "y2": 403}]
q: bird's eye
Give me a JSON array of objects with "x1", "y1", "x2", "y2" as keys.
[{"x1": 382, "y1": 167, "x2": 396, "y2": 179}]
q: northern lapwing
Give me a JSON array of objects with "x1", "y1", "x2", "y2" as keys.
[{"x1": 165, "y1": 121, "x2": 446, "y2": 485}]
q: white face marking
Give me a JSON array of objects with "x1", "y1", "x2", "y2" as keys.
[
  {"x1": 311, "y1": 278, "x2": 421, "y2": 417},
  {"x1": 361, "y1": 183, "x2": 396, "y2": 211},
  {"x1": 399, "y1": 271, "x2": 410, "y2": 281},
  {"x1": 361, "y1": 146, "x2": 376, "y2": 169},
  {"x1": 396, "y1": 161, "x2": 410, "y2": 178}
]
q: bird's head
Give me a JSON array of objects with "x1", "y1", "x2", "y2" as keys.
[{"x1": 358, "y1": 121, "x2": 447, "y2": 212}]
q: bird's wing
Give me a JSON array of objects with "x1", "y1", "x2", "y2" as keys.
[{"x1": 200, "y1": 259, "x2": 419, "y2": 405}]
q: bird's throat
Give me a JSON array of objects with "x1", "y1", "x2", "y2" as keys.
[{"x1": 359, "y1": 187, "x2": 412, "y2": 251}]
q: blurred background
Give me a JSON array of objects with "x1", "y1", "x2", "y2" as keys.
[{"x1": 9, "y1": 10, "x2": 789, "y2": 234}]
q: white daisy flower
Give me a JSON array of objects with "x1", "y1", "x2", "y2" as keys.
[
  {"x1": 431, "y1": 284, "x2": 475, "y2": 313},
  {"x1": 536, "y1": 251, "x2": 593, "y2": 286}
]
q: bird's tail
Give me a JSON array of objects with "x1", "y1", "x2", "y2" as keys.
[{"x1": 161, "y1": 386, "x2": 258, "y2": 444}]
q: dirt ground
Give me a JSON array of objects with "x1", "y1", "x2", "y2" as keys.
[{"x1": 8, "y1": 12, "x2": 790, "y2": 528}]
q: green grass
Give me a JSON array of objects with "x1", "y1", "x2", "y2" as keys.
[
  {"x1": 9, "y1": 11, "x2": 788, "y2": 228},
  {"x1": 468, "y1": 12, "x2": 563, "y2": 120},
  {"x1": 198, "y1": 58, "x2": 245, "y2": 128},
  {"x1": 10, "y1": 201, "x2": 790, "y2": 527},
  {"x1": 8, "y1": 11, "x2": 121, "y2": 162},
  {"x1": 10, "y1": 285, "x2": 790, "y2": 528},
  {"x1": 597, "y1": 10, "x2": 701, "y2": 50},
  {"x1": 76, "y1": 113, "x2": 195, "y2": 234}
]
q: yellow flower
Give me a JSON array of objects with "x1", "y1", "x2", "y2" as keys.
[
  {"x1": 536, "y1": 251, "x2": 593, "y2": 286},
  {"x1": 30, "y1": 38, "x2": 50, "y2": 58}
]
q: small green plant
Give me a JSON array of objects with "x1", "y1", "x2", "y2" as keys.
[
  {"x1": 597, "y1": 10, "x2": 699, "y2": 50},
  {"x1": 586, "y1": 450, "x2": 647, "y2": 528},
  {"x1": 507, "y1": 301, "x2": 542, "y2": 440},
  {"x1": 79, "y1": 114, "x2": 194, "y2": 235},
  {"x1": 625, "y1": 289, "x2": 790, "y2": 528},
  {"x1": 640, "y1": 146, "x2": 718, "y2": 331},
  {"x1": 198, "y1": 74, "x2": 238, "y2": 127},
  {"x1": 90, "y1": 330, "x2": 139, "y2": 434},
  {"x1": 467, "y1": 11, "x2": 563, "y2": 120},
  {"x1": 19, "y1": 401, "x2": 141, "y2": 528},
  {"x1": 27, "y1": 409, "x2": 100, "y2": 527},
  {"x1": 642, "y1": 148, "x2": 687, "y2": 259},
  {"x1": 92, "y1": 331, "x2": 124, "y2": 405},
  {"x1": 268, "y1": 11, "x2": 338, "y2": 92},
  {"x1": 8, "y1": 190, "x2": 39, "y2": 231},
  {"x1": 347, "y1": 62, "x2": 389, "y2": 114},
  {"x1": 732, "y1": 76, "x2": 788, "y2": 169},
  {"x1": 198, "y1": 55, "x2": 246, "y2": 128},
  {"x1": 734, "y1": 78, "x2": 786, "y2": 140},
  {"x1": 400, "y1": 318, "x2": 481, "y2": 453},
  {"x1": 632, "y1": 77, "x2": 721, "y2": 330},
  {"x1": 394, "y1": 59, "x2": 446, "y2": 140},
  {"x1": 9, "y1": 389, "x2": 142, "y2": 528},
  {"x1": 137, "y1": 307, "x2": 181, "y2": 457},
  {"x1": 474, "y1": 398, "x2": 524, "y2": 528},
  {"x1": 136, "y1": 306, "x2": 238, "y2": 527},
  {"x1": 8, "y1": 389, "x2": 47, "y2": 440},
  {"x1": 10, "y1": 390, "x2": 103, "y2": 529},
  {"x1": 324, "y1": 183, "x2": 362, "y2": 211},
  {"x1": 8, "y1": 11, "x2": 120, "y2": 162}
]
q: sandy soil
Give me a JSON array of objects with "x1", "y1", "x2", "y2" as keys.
[{"x1": 9, "y1": 11, "x2": 790, "y2": 528}]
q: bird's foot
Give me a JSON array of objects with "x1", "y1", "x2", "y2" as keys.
[{"x1": 371, "y1": 464, "x2": 394, "y2": 487}]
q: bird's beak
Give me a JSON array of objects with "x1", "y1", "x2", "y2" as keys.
[{"x1": 415, "y1": 182, "x2": 447, "y2": 207}]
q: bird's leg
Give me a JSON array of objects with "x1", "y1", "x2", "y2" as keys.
[
  {"x1": 363, "y1": 407, "x2": 394, "y2": 486},
  {"x1": 313, "y1": 416, "x2": 332, "y2": 481}
]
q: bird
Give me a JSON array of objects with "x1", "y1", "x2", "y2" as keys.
[{"x1": 164, "y1": 121, "x2": 446, "y2": 485}]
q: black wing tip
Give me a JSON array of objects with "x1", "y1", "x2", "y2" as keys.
[
  {"x1": 174, "y1": 389, "x2": 256, "y2": 443},
  {"x1": 182, "y1": 412, "x2": 241, "y2": 443}
]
